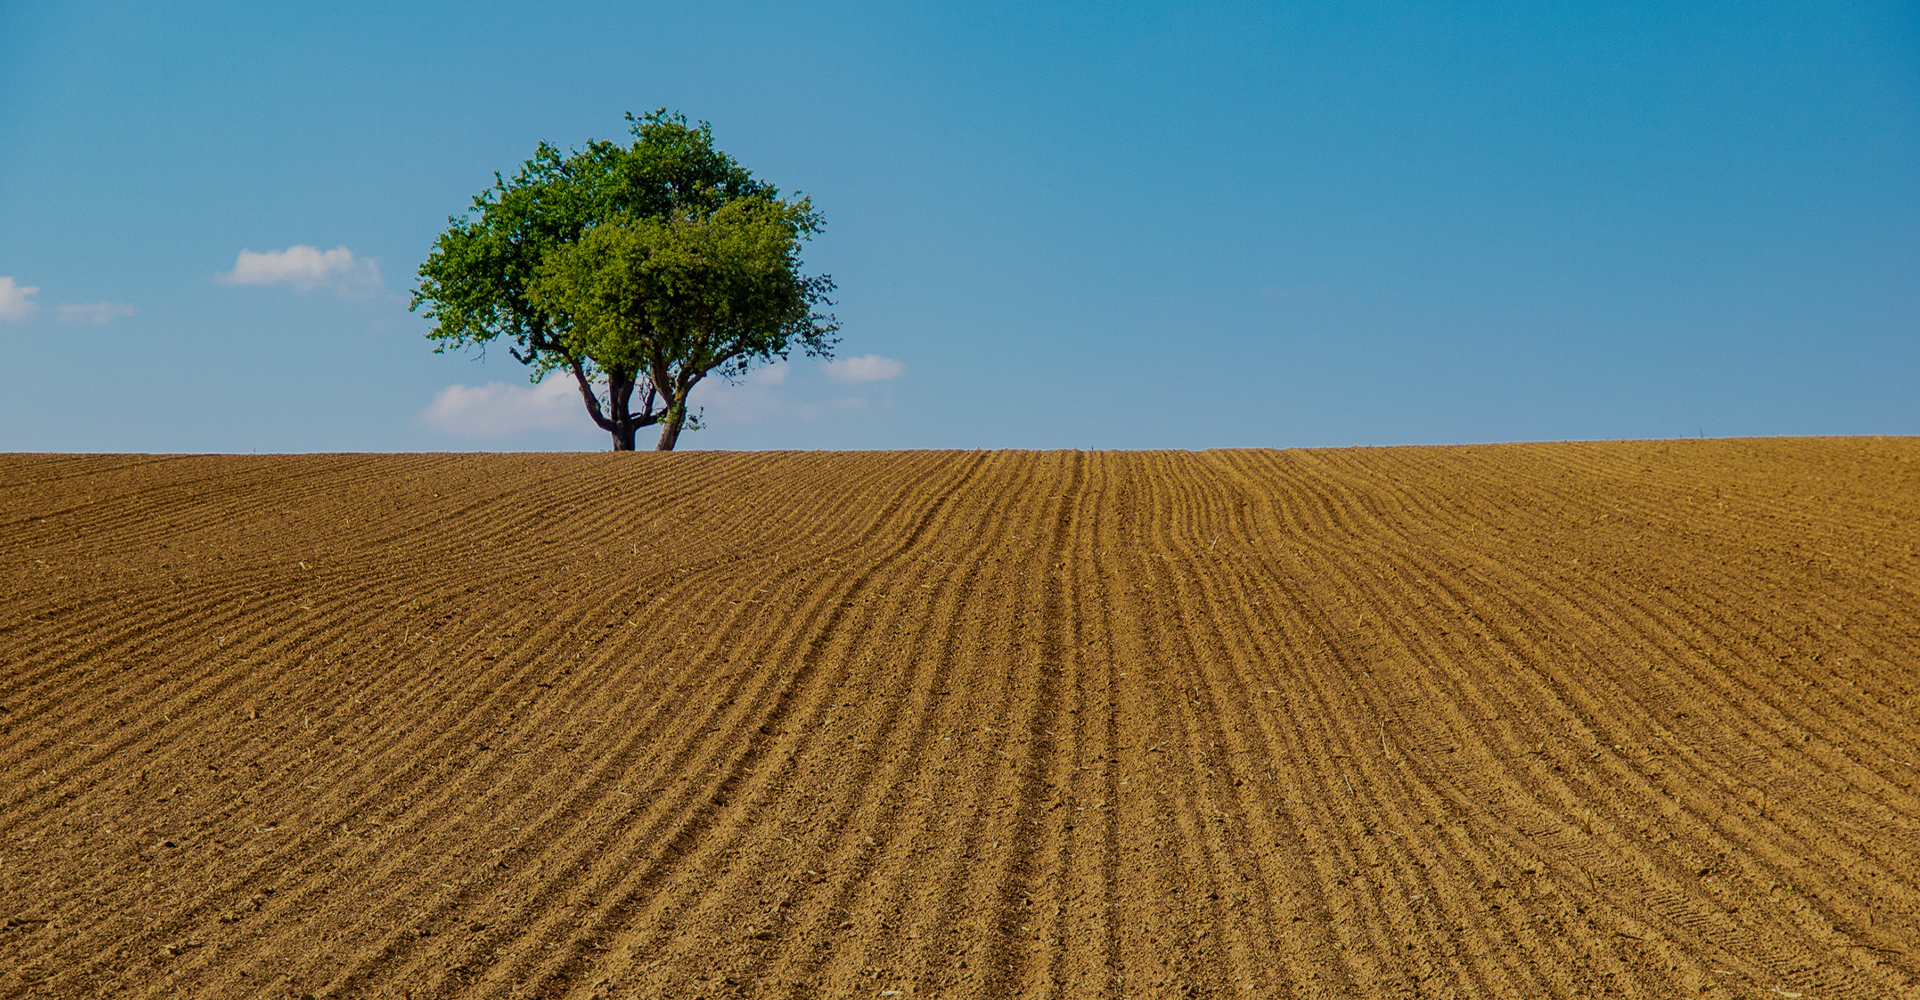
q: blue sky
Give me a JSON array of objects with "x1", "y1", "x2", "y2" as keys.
[{"x1": 2, "y1": 1, "x2": 1915, "y2": 452}]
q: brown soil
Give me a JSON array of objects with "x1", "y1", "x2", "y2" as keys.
[{"x1": 2, "y1": 441, "x2": 1917, "y2": 999}]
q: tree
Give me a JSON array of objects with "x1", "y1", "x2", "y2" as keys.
[{"x1": 411, "y1": 111, "x2": 837, "y2": 450}]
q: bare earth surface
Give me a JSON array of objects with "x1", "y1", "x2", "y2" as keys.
[{"x1": 3, "y1": 441, "x2": 1918, "y2": 999}]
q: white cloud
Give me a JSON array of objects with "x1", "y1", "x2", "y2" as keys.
[
  {"x1": 218, "y1": 245, "x2": 382, "y2": 294},
  {"x1": 689, "y1": 373, "x2": 790, "y2": 425},
  {"x1": 419, "y1": 377, "x2": 583, "y2": 435},
  {"x1": 0, "y1": 277, "x2": 39, "y2": 322},
  {"x1": 426, "y1": 359, "x2": 892, "y2": 439},
  {"x1": 691, "y1": 367, "x2": 892, "y2": 428},
  {"x1": 58, "y1": 301, "x2": 135, "y2": 324},
  {"x1": 820, "y1": 354, "x2": 905, "y2": 382}
]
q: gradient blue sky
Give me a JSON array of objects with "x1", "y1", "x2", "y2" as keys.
[{"x1": 2, "y1": 0, "x2": 1915, "y2": 452}]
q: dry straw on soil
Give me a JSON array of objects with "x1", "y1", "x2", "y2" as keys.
[{"x1": 2, "y1": 440, "x2": 1917, "y2": 998}]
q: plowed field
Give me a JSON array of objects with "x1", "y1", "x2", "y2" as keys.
[{"x1": 4, "y1": 440, "x2": 1918, "y2": 999}]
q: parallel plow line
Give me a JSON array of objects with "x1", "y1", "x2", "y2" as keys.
[{"x1": 1, "y1": 442, "x2": 1914, "y2": 999}]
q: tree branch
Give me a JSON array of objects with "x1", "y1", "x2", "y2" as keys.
[{"x1": 569, "y1": 357, "x2": 617, "y2": 432}]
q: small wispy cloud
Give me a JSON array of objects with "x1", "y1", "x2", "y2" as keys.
[
  {"x1": 427, "y1": 359, "x2": 895, "y2": 439},
  {"x1": 218, "y1": 245, "x2": 382, "y2": 294},
  {"x1": 821, "y1": 354, "x2": 905, "y2": 382},
  {"x1": 58, "y1": 301, "x2": 135, "y2": 324},
  {"x1": 0, "y1": 277, "x2": 40, "y2": 322},
  {"x1": 419, "y1": 377, "x2": 583, "y2": 436},
  {"x1": 692, "y1": 360, "x2": 893, "y2": 427}
]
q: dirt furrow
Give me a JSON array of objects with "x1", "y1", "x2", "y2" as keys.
[
  {"x1": 3, "y1": 442, "x2": 1915, "y2": 999},
  {"x1": 294, "y1": 452, "x2": 987, "y2": 996},
  {"x1": 477, "y1": 452, "x2": 997, "y2": 997},
  {"x1": 1216, "y1": 449, "x2": 1816, "y2": 993},
  {"x1": 1244, "y1": 445, "x2": 1918, "y2": 996},
  {"x1": 1212, "y1": 452, "x2": 1624, "y2": 996}
]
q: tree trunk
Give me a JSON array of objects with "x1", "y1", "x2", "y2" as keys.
[
  {"x1": 611, "y1": 424, "x2": 638, "y2": 451},
  {"x1": 655, "y1": 409, "x2": 686, "y2": 451}
]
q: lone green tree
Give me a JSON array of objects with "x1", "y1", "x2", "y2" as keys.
[{"x1": 411, "y1": 111, "x2": 837, "y2": 450}]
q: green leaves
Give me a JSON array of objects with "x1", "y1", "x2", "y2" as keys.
[
  {"x1": 411, "y1": 111, "x2": 836, "y2": 449},
  {"x1": 530, "y1": 197, "x2": 832, "y2": 384}
]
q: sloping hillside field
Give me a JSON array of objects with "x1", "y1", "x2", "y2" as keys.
[{"x1": 3, "y1": 441, "x2": 1918, "y2": 999}]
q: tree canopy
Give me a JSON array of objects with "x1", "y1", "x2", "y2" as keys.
[{"x1": 411, "y1": 111, "x2": 836, "y2": 450}]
